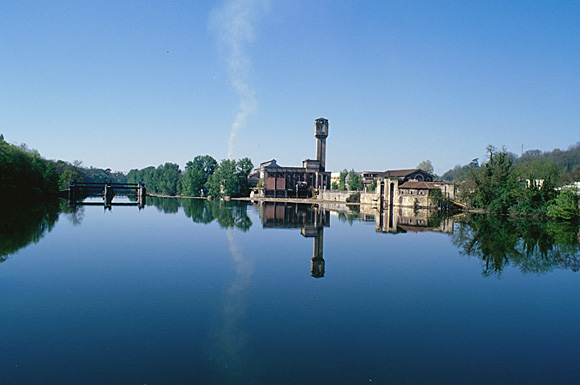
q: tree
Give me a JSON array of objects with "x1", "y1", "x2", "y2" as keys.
[
  {"x1": 207, "y1": 159, "x2": 239, "y2": 198},
  {"x1": 347, "y1": 169, "x2": 362, "y2": 191},
  {"x1": 236, "y1": 157, "x2": 254, "y2": 197},
  {"x1": 0, "y1": 139, "x2": 59, "y2": 201},
  {"x1": 206, "y1": 158, "x2": 254, "y2": 198},
  {"x1": 417, "y1": 160, "x2": 434, "y2": 174},
  {"x1": 338, "y1": 169, "x2": 348, "y2": 190},
  {"x1": 547, "y1": 190, "x2": 579, "y2": 219},
  {"x1": 127, "y1": 164, "x2": 181, "y2": 195},
  {"x1": 468, "y1": 146, "x2": 519, "y2": 213},
  {"x1": 181, "y1": 155, "x2": 217, "y2": 196}
]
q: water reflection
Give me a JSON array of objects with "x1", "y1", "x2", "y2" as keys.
[
  {"x1": 357, "y1": 204, "x2": 454, "y2": 234},
  {"x1": 147, "y1": 197, "x2": 253, "y2": 231},
  {"x1": 0, "y1": 202, "x2": 60, "y2": 262},
  {"x1": 211, "y1": 228, "x2": 255, "y2": 382},
  {"x1": 255, "y1": 202, "x2": 329, "y2": 278},
  {"x1": 452, "y1": 214, "x2": 580, "y2": 276}
]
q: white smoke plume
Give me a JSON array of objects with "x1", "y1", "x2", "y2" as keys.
[{"x1": 210, "y1": 0, "x2": 269, "y2": 159}]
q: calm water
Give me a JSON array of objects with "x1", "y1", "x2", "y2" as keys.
[{"x1": 1, "y1": 198, "x2": 580, "y2": 385}]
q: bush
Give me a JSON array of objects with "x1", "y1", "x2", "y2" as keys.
[
  {"x1": 547, "y1": 190, "x2": 579, "y2": 219},
  {"x1": 346, "y1": 192, "x2": 360, "y2": 203}
]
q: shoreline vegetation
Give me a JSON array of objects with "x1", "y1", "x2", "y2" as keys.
[{"x1": 1, "y1": 134, "x2": 579, "y2": 219}]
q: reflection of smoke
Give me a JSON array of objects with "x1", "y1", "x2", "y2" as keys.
[
  {"x1": 212, "y1": 229, "x2": 254, "y2": 380},
  {"x1": 210, "y1": 0, "x2": 269, "y2": 159}
]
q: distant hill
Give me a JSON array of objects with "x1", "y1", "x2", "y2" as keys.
[{"x1": 442, "y1": 142, "x2": 580, "y2": 184}]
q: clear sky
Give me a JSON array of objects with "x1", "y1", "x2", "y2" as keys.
[{"x1": 1, "y1": 0, "x2": 579, "y2": 175}]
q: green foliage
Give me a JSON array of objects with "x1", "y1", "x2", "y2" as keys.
[
  {"x1": 347, "y1": 169, "x2": 362, "y2": 191},
  {"x1": 444, "y1": 142, "x2": 580, "y2": 184},
  {"x1": 127, "y1": 163, "x2": 182, "y2": 195},
  {"x1": 547, "y1": 190, "x2": 579, "y2": 219},
  {"x1": 236, "y1": 157, "x2": 254, "y2": 197},
  {"x1": 206, "y1": 157, "x2": 254, "y2": 198},
  {"x1": 0, "y1": 139, "x2": 59, "y2": 202},
  {"x1": 338, "y1": 169, "x2": 347, "y2": 190},
  {"x1": 181, "y1": 155, "x2": 218, "y2": 197},
  {"x1": 442, "y1": 159, "x2": 479, "y2": 182},
  {"x1": 52, "y1": 160, "x2": 127, "y2": 189},
  {"x1": 367, "y1": 179, "x2": 377, "y2": 192},
  {"x1": 469, "y1": 147, "x2": 518, "y2": 214},
  {"x1": 346, "y1": 192, "x2": 360, "y2": 203},
  {"x1": 463, "y1": 146, "x2": 574, "y2": 217}
]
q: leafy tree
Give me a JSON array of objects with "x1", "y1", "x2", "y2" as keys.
[
  {"x1": 547, "y1": 190, "x2": 579, "y2": 219},
  {"x1": 207, "y1": 159, "x2": 239, "y2": 197},
  {"x1": 367, "y1": 179, "x2": 377, "y2": 192},
  {"x1": 338, "y1": 169, "x2": 348, "y2": 190},
  {"x1": 181, "y1": 155, "x2": 218, "y2": 196},
  {"x1": 206, "y1": 158, "x2": 254, "y2": 198},
  {"x1": 468, "y1": 146, "x2": 519, "y2": 214},
  {"x1": 128, "y1": 163, "x2": 182, "y2": 195},
  {"x1": 442, "y1": 159, "x2": 479, "y2": 182},
  {"x1": 417, "y1": 160, "x2": 434, "y2": 174},
  {"x1": 236, "y1": 157, "x2": 254, "y2": 197},
  {"x1": 347, "y1": 169, "x2": 362, "y2": 191},
  {"x1": 0, "y1": 139, "x2": 59, "y2": 202}
]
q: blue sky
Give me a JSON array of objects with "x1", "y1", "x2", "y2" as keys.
[{"x1": 1, "y1": 1, "x2": 579, "y2": 175}]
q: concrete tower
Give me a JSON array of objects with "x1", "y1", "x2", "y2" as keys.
[{"x1": 314, "y1": 118, "x2": 329, "y2": 171}]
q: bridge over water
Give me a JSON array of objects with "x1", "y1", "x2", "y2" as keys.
[{"x1": 60, "y1": 182, "x2": 146, "y2": 208}]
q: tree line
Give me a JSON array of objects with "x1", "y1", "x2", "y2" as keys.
[
  {"x1": 460, "y1": 146, "x2": 579, "y2": 218},
  {"x1": 0, "y1": 136, "x2": 59, "y2": 202},
  {"x1": 442, "y1": 142, "x2": 580, "y2": 184},
  {"x1": 127, "y1": 155, "x2": 254, "y2": 198},
  {"x1": 1, "y1": 134, "x2": 255, "y2": 202}
]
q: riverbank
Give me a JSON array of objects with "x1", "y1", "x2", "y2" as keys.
[{"x1": 147, "y1": 193, "x2": 363, "y2": 206}]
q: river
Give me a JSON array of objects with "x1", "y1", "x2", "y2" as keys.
[{"x1": 1, "y1": 198, "x2": 580, "y2": 384}]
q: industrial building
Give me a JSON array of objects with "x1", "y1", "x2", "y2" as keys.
[{"x1": 252, "y1": 118, "x2": 331, "y2": 198}]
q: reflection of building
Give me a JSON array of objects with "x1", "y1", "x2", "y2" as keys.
[
  {"x1": 256, "y1": 202, "x2": 329, "y2": 278},
  {"x1": 367, "y1": 205, "x2": 454, "y2": 234},
  {"x1": 252, "y1": 118, "x2": 331, "y2": 198}
]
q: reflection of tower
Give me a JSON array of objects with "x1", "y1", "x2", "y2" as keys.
[
  {"x1": 300, "y1": 209, "x2": 327, "y2": 278},
  {"x1": 311, "y1": 227, "x2": 325, "y2": 278},
  {"x1": 258, "y1": 202, "x2": 329, "y2": 278},
  {"x1": 315, "y1": 118, "x2": 329, "y2": 171}
]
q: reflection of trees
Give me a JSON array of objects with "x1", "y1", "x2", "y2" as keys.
[
  {"x1": 182, "y1": 199, "x2": 214, "y2": 224},
  {"x1": 147, "y1": 198, "x2": 253, "y2": 231},
  {"x1": 337, "y1": 210, "x2": 361, "y2": 225},
  {"x1": 452, "y1": 214, "x2": 580, "y2": 277},
  {"x1": 181, "y1": 199, "x2": 252, "y2": 231},
  {"x1": 184, "y1": 200, "x2": 252, "y2": 231},
  {"x1": 0, "y1": 203, "x2": 60, "y2": 262},
  {"x1": 59, "y1": 200, "x2": 85, "y2": 226},
  {"x1": 147, "y1": 196, "x2": 180, "y2": 213}
]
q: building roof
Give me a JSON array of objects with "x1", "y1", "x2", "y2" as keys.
[
  {"x1": 260, "y1": 159, "x2": 278, "y2": 168},
  {"x1": 383, "y1": 169, "x2": 423, "y2": 177},
  {"x1": 398, "y1": 181, "x2": 440, "y2": 190}
]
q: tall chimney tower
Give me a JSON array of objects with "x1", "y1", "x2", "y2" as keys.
[{"x1": 314, "y1": 118, "x2": 329, "y2": 171}]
